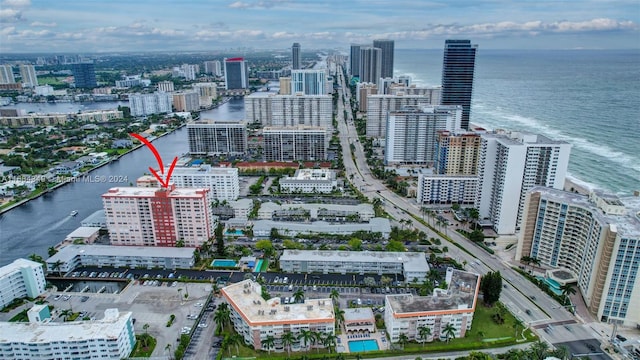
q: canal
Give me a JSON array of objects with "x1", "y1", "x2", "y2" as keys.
[{"x1": 0, "y1": 97, "x2": 246, "y2": 266}]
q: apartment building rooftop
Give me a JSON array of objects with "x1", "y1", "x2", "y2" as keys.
[
  {"x1": 0, "y1": 309, "x2": 131, "y2": 343},
  {"x1": 281, "y1": 250, "x2": 428, "y2": 274},
  {"x1": 387, "y1": 269, "x2": 479, "y2": 314},
  {"x1": 102, "y1": 186, "x2": 208, "y2": 198},
  {"x1": 0, "y1": 258, "x2": 41, "y2": 278},
  {"x1": 221, "y1": 280, "x2": 334, "y2": 325},
  {"x1": 46, "y1": 244, "x2": 196, "y2": 264}
]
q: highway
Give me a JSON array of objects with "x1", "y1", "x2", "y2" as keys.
[{"x1": 333, "y1": 67, "x2": 579, "y2": 344}]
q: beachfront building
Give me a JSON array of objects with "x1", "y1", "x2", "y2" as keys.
[
  {"x1": 45, "y1": 245, "x2": 195, "y2": 273},
  {"x1": 366, "y1": 94, "x2": 436, "y2": 138},
  {"x1": 0, "y1": 309, "x2": 135, "y2": 359},
  {"x1": 476, "y1": 131, "x2": 571, "y2": 234},
  {"x1": 102, "y1": 185, "x2": 214, "y2": 247},
  {"x1": 187, "y1": 121, "x2": 247, "y2": 156},
  {"x1": 416, "y1": 175, "x2": 478, "y2": 205},
  {"x1": 280, "y1": 250, "x2": 428, "y2": 282},
  {"x1": 384, "y1": 268, "x2": 480, "y2": 343},
  {"x1": 517, "y1": 187, "x2": 640, "y2": 326},
  {"x1": 435, "y1": 130, "x2": 482, "y2": 176},
  {"x1": 253, "y1": 218, "x2": 391, "y2": 240},
  {"x1": 221, "y1": 280, "x2": 334, "y2": 352},
  {"x1": 0, "y1": 259, "x2": 46, "y2": 309},
  {"x1": 263, "y1": 126, "x2": 327, "y2": 162},
  {"x1": 280, "y1": 168, "x2": 337, "y2": 194}
]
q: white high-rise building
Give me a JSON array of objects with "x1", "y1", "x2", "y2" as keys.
[
  {"x1": 187, "y1": 122, "x2": 247, "y2": 155},
  {"x1": 204, "y1": 60, "x2": 222, "y2": 76},
  {"x1": 173, "y1": 64, "x2": 198, "y2": 81},
  {"x1": 244, "y1": 92, "x2": 273, "y2": 125},
  {"x1": 0, "y1": 65, "x2": 15, "y2": 84},
  {"x1": 192, "y1": 82, "x2": 218, "y2": 107},
  {"x1": 291, "y1": 69, "x2": 326, "y2": 95},
  {"x1": 172, "y1": 91, "x2": 200, "y2": 112},
  {"x1": 0, "y1": 259, "x2": 46, "y2": 308},
  {"x1": 366, "y1": 94, "x2": 438, "y2": 138},
  {"x1": 270, "y1": 94, "x2": 332, "y2": 128},
  {"x1": 157, "y1": 80, "x2": 175, "y2": 92},
  {"x1": 128, "y1": 92, "x2": 173, "y2": 117},
  {"x1": 19, "y1": 64, "x2": 38, "y2": 87},
  {"x1": 168, "y1": 165, "x2": 240, "y2": 200},
  {"x1": 385, "y1": 105, "x2": 461, "y2": 165},
  {"x1": 263, "y1": 126, "x2": 327, "y2": 161},
  {"x1": 517, "y1": 187, "x2": 640, "y2": 326},
  {"x1": 0, "y1": 309, "x2": 136, "y2": 360},
  {"x1": 476, "y1": 131, "x2": 571, "y2": 234}
]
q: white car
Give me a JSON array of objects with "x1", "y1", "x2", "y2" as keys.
[
  {"x1": 194, "y1": 303, "x2": 203, "y2": 307},
  {"x1": 197, "y1": 323, "x2": 208, "y2": 328}
]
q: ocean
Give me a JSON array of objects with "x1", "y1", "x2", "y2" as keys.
[{"x1": 393, "y1": 49, "x2": 640, "y2": 195}]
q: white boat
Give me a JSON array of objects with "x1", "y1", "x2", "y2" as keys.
[{"x1": 70, "y1": 210, "x2": 78, "y2": 216}]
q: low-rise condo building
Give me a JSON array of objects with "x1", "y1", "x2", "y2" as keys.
[{"x1": 0, "y1": 259, "x2": 46, "y2": 308}]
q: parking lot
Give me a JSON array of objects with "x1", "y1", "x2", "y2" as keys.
[{"x1": 47, "y1": 281, "x2": 214, "y2": 358}]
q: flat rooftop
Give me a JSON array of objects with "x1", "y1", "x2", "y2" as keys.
[
  {"x1": 65, "y1": 226, "x2": 101, "y2": 239},
  {"x1": 221, "y1": 280, "x2": 334, "y2": 326},
  {"x1": 171, "y1": 165, "x2": 238, "y2": 176},
  {"x1": 0, "y1": 258, "x2": 41, "y2": 278},
  {"x1": 387, "y1": 269, "x2": 479, "y2": 315},
  {"x1": 46, "y1": 244, "x2": 195, "y2": 263},
  {"x1": 0, "y1": 309, "x2": 131, "y2": 343},
  {"x1": 102, "y1": 186, "x2": 208, "y2": 198},
  {"x1": 254, "y1": 218, "x2": 391, "y2": 236},
  {"x1": 343, "y1": 308, "x2": 375, "y2": 322},
  {"x1": 280, "y1": 250, "x2": 428, "y2": 274}
]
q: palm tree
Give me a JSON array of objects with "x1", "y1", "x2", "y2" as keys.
[
  {"x1": 281, "y1": 331, "x2": 296, "y2": 357},
  {"x1": 229, "y1": 333, "x2": 243, "y2": 355},
  {"x1": 292, "y1": 288, "x2": 305, "y2": 303},
  {"x1": 330, "y1": 289, "x2": 340, "y2": 305},
  {"x1": 47, "y1": 246, "x2": 57, "y2": 257},
  {"x1": 552, "y1": 345, "x2": 570, "y2": 360},
  {"x1": 560, "y1": 283, "x2": 576, "y2": 305},
  {"x1": 418, "y1": 325, "x2": 431, "y2": 347},
  {"x1": 60, "y1": 308, "x2": 72, "y2": 322},
  {"x1": 397, "y1": 332, "x2": 409, "y2": 349},
  {"x1": 262, "y1": 335, "x2": 275, "y2": 355},
  {"x1": 323, "y1": 332, "x2": 337, "y2": 353},
  {"x1": 443, "y1": 323, "x2": 456, "y2": 343},
  {"x1": 298, "y1": 329, "x2": 314, "y2": 353},
  {"x1": 142, "y1": 323, "x2": 149, "y2": 334},
  {"x1": 214, "y1": 306, "x2": 230, "y2": 335},
  {"x1": 28, "y1": 253, "x2": 43, "y2": 263},
  {"x1": 530, "y1": 340, "x2": 550, "y2": 360},
  {"x1": 51, "y1": 260, "x2": 64, "y2": 277},
  {"x1": 334, "y1": 307, "x2": 345, "y2": 328}
]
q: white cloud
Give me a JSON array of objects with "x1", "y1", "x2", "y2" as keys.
[
  {"x1": 228, "y1": 0, "x2": 291, "y2": 9},
  {"x1": 30, "y1": 21, "x2": 56, "y2": 27},
  {"x1": 228, "y1": 1, "x2": 250, "y2": 9},
  {"x1": 0, "y1": 8, "x2": 24, "y2": 22},
  {"x1": 2, "y1": 0, "x2": 30, "y2": 7}
]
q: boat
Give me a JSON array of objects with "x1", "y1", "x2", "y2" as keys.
[{"x1": 70, "y1": 210, "x2": 78, "y2": 216}]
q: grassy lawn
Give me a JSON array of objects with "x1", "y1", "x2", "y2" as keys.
[
  {"x1": 225, "y1": 343, "x2": 332, "y2": 360},
  {"x1": 130, "y1": 334, "x2": 156, "y2": 357},
  {"x1": 38, "y1": 76, "x2": 65, "y2": 85},
  {"x1": 9, "y1": 309, "x2": 29, "y2": 322}
]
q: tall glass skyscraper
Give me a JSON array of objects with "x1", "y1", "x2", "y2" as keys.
[
  {"x1": 292, "y1": 43, "x2": 301, "y2": 70},
  {"x1": 224, "y1": 58, "x2": 249, "y2": 90},
  {"x1": 349, "y1": 44, "x2": 363, "y2": 77},
  {"x1": 373, "y1": 39, "x2": 394, "y2": 79},
  {"x1": 72, "y1": 62, "x2": 97, "y2": 88},
  {"x1": 441, "y1": 40, "x2": 477, "y2": 130}
]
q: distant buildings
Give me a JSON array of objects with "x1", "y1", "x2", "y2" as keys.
[
  {"x1": 279, "y1": 168, "x2": 337, "y2": 193},
  {"x1": 270, "y1": 94, "x2": 332, "y2": 128},
  {"x1": 253, "y1": 218, "x2": 392, "y2": 239},
  {"x1": 358, "y1": 46, "x2": 382, "y2": 85},
  {"x1": 19, "y1": 64, "x2": 38, "y2": 88},
  {"x1": 373, "y1": 39, "x2": 394, "y2": 79},
  {"x1": 0, "y1": 259, "x2": 46, "y2": 308},
  {"x1": 366, "y1": 94, "x2": 439, "y2": 138},
  {"x1": 187, "y1": 122, "x2": 247, "y2": 156},
  {"x1": 0, "y1": 65, "x2": 15, "y2": 84},
  {"x1": 349, "y1": 44, "x2": 364, "y2": 77},
  {"x1": 292, "y1": 42, "x2": 301, "y2": 70},
  {"x1": 128, "y1": 92, "x2": 173, "y2": 117},
  {"x1": 71, "y1": 62, "x2": 97, "y2": 88},
  {"x1": 161, "y1": 165, "x2": 240, "y2": 200},
  {"x1": 204, "y1": 60, "x2": 222, "y2": 76},
  {"x1": 384, "y1": 105, "x2": 462, "y2": 165},
  {"x1": 115, "y1": 75, "x2": 150, "y2": 88},
  {"x1": 384, "y1": 268, "x2": 480, "y2": 342},
  {"x1": 279, "y1": 76, "x2": 291, "y2": 95},
  {"x1": 45, "y1": 245, "x2": 195, "y2": 273},
  {"x1": 517, "y1": 188, "x2": 640, "y2": 326},
  {"x1": 0, "y1": 309, "x2": 136, "y2": 360},
  {"x1": 281, "y1": 250, "x2": 428, "y2": 282},
  {"x1": 356, "y1": 82, "x2": 377, "y2": 112},
  {"x1": 263, "y1": 126, "x2": 327, "y2": 161},
  {"x1": 102, "y1": 185, "x2": 214, "y2": 247},
  {"x1": 192, "y1": 82, "x2": 218, "y2": 107},
  {"x1": 221, "y1": 280, "x2": 334, "y2": 352},
  {"x1": 157, "y1": 80, "x2": 175, "y2": 93},
  {"x1": 173, "y1": 64, "x2": 198, "y2": 81},
  {"x1": 257, "y1": 202, "x2": 374, "y2": 222},
  {"x1": 476, "y1": 131, "x2": 571, "y2": 234},
  {"x1": 0, "y1": 113, "x2": 67, "y2": 127},
  {"x1": 75, "y1": 110, "x2": 123, "y2": 123},
  {"x1": 172, "y1": 91, "x2": 200, "y2": 112},
  {"x1": 224, "y1": 57, "x2": 249, "y2": 90},
  {"x1": 291, "y1": 69, "x2": 326, "y2": 95},
  {"x1": 441, "y1": 40, "x2": 477, "y2": 130}
]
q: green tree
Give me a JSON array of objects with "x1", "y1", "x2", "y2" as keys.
[
  {"x1": 51, "y1": 260, "x2": 64, "y2": 277},
  {"x1": 47, "y1": 246, "x2": 58, "y2": 257},
  {"x1": 143, "y1": 323, "x2": 149, "y2": 334},
  {"x1": 481, "y1": 271, "x2": 503, "y2": 306},
  {"x1": 385, "y1": 240, "x2": 405, "y2": 252},
  {"x1": 348, "y1": 237, "x2": 363, "y2": 251},
  {"x1": 215, "y1": 222, "x2": 225, "y2": 256},
  {"x1": 292, "y1": 288, "x2": 305, "y2": 303},
  {"x1": 330, "y1": 289, "x2": 340, "y2": 305},
  {"x1": 443, "y1": 323, "x2": 456, "y2": 342},
  {"x1": 397, "y1": 332, "x2": 409, "y2": 349},
  {"x1": 229, "y1": 333, "x2": 243, "y2": 355},
  {"x1": 334, "y1": 307, "x2": 345, "y2": 328},
  {"x1": 560, "y1": 283, "x2": 577, "y2": 305},
  {"x1": 255, "y1": 239, "x2": 274, "y2": 257},
  {"x1": 281, "y1": 331, "x2": 296, "y2": 357},
  {"x1": 60, "y1": 309, "x2": 72, "y2": 322},
  {"x1": 262, "y1": 335, "x2": 275, "y2": 355},
  {"x1": 298, "y1": 329, "x2": 314, "y2": 352},
  {"x1": 214, "y1": 304, "x2": 231, "y2": 335},
  {"x1": 323, "y1": 332, "x2": 337, "y2": 353},
  {"x1": 175, "y1": 239, "x2": 185, "y2": 247},
  {"x1": 418, "y1": 325, "x2": 431, "y2": 347},
  {"x1": 469, "y1": 229, "x2": 485, "y2": 242}
]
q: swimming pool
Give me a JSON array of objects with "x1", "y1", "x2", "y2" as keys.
[
  {"x1": 211, "y1": 259, "x2": 237, "y2": 268},
  {"x1": 348, "y1": 339, "x2": 379, "y2": 353},
  {"x1": 536, "y1": 276, "x2": 562, "y2": 295}
]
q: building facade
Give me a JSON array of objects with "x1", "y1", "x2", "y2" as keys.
[
  {"x1": 244, "y1": 92, "x2": 273, "y2": 125},
  {"x1": 384, "y1": 268, "x2": 480, "y2": 343},
  {"x1": 0, "y1": 309, "x2": 135, "y2": 360},
  {"x1": 270, "y1": 94, "x2": 332, "y2": 128},
  {"x1": 476, "y1": 131, "x2": 571, "y2": 234},
  {"x1": 279, "y1": 76, "x2": 291, "y2": 95},
  {"x1": 167, "y1": 165, "x2": 239, "y2": 200},
  {"x1": 292, "y1": 42, "x2": 301, "y2": 70},
  {"x1": 356, "y1": 82, "x2": 377, "y2": 112},
  {"x1": 221, "y1": 280, "x2": 334, "y2": 352},
  {"x1": 102, "y1": 185, "x2": 214, "y2": 247},
  {"x1": 224, "y1": 57, "x2": 249, "y2": 90},
  {"x1": 71, "y1": 62, "x2": 97, "y2": 88},
  {"x1": 157, "y1": 80, "x2": 175, "y2": 92},
  {"x1": 358, "y1": 47, "x2": 381, "y2": 85},
  {"x1": 373, "y1": 39, "x2": 394, "y2": 78},
  {"x1": 441, "y1": 40, "x2": 477, "y2": 130},
  {"x1": 385, "y1": 105, "x2": 462, "y2": 165},
  {"x1": 263, "y1": 126, "x2": 327, "y2": 161},
  {"x1": 19, "y1": 64, "x2": 38, "y2": 88},
  {"x1": 280, "y1": 250, "x2": 428, "y2": 282},
  {"x1": 204, "y1": 60, "x2": 222, "y2": 76},
  {"x1": 435, "y1": 130, "x2": 482, "y2": 175},
  {"x1": 366, "y1": 94, "x2": 435, "y2": 138},
  {"x1": 291, "y1": 69, "x2": 326, "y2": 95},
  {"x1": 187, "y1": 122, "x2": 247, "y2": 155},
  {"x1": 416, "y1": 175, "x2": 478, "y2": 205},
  {"x1": 0, "y1": 259, "x2": 46, "y2": 309},
  {"x1": 253, "y1": 218, "x2": 392, "y2": 239},
  {"x1": 517, "y1": 188, "x2": 640, "y2": 326},
  {"x1": 192, "y1": 82, "x2": 218, "y2": 107},
  {"x1": 128, "y1": 92, "x2": 172, "y2": 117},
  {"x1": 74, "y1": 110, "x2": 123, "y2": 123},
  {"x1": 0, "y1": 65, "x2": 15, "y2": 84},
  {"x1": 172, "y1": 91, "x2": 200, "y2": 112},
  {"x1": 280, "y1": 168, "x2": 337, "y2": 194}
]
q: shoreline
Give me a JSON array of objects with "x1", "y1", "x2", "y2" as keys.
[{"x1": 0, "y1": 124, "x2": 184, "y2": 215}]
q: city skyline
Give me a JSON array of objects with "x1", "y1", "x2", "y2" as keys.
[{"x1": 0, "y1": 0, "x2": 638, "y2": 53}]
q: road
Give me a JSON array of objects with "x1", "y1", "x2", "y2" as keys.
[{"x1": 333, "y1": 67, "x2": 580, "y2": 345}]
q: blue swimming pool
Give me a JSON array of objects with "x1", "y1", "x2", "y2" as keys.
[
  {"x1": 348, "y1": 339, "x2": 379, "y2": 352},
  {"x1": 536, "y1": 276, "x2": 562, "y2": 295},
  {"x1": 211, "y1": 259, "x2": 237, "y2": 268}
]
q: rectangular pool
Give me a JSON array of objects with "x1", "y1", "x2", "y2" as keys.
[
  {"x1": 211, "y1": 259, "x2": 237, "y2": 267},
  {"x1": 348, "y1": 339, "x2": 379, "y2": 353}
]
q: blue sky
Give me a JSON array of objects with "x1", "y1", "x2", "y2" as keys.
[{"x1": 1, "y1": 0, "x2": 638, "y2": 52}]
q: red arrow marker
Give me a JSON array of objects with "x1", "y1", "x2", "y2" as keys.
[{"x1": 130, "y1": 133, "x2": 177, "y2": 188}]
